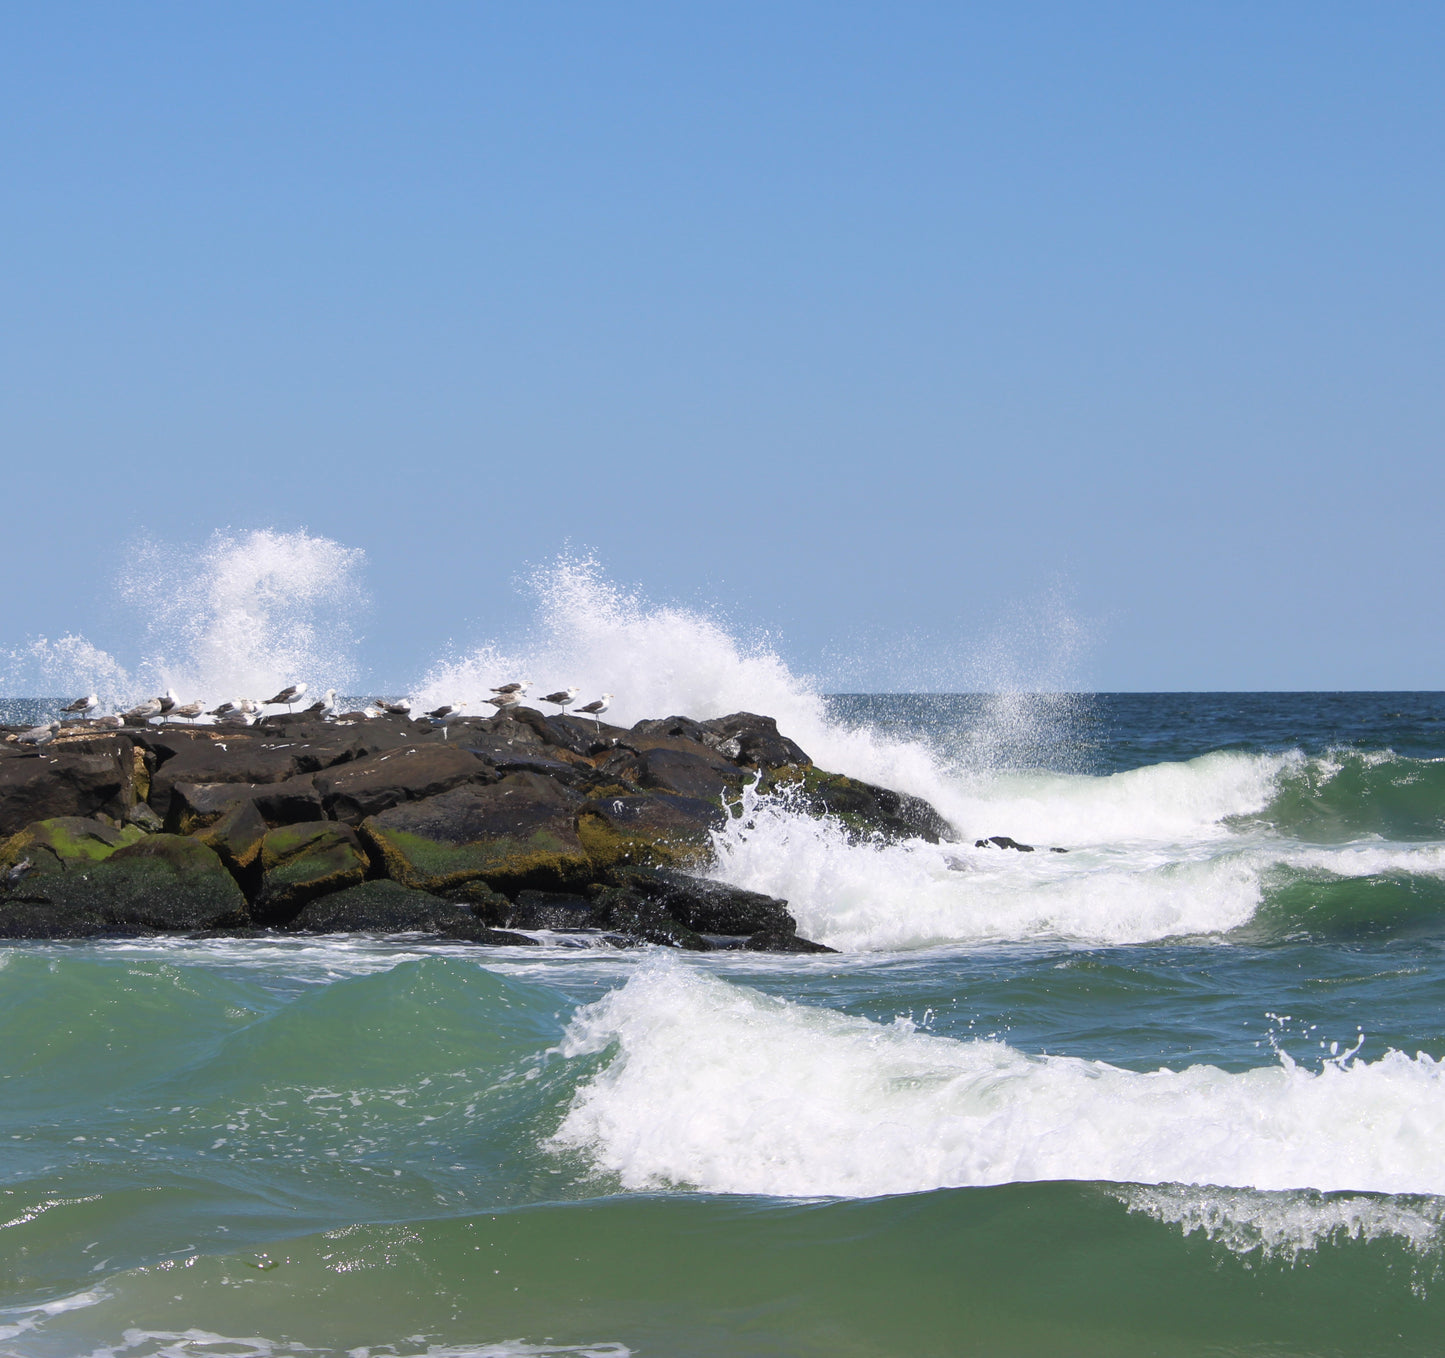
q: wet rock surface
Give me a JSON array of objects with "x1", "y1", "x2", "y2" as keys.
[{"x1": 0, "y1": 706, "x2": 964, "y2": 950}]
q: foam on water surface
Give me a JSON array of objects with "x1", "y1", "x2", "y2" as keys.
[{"x1": 552, "y1": 959, "x2": 1445, "y2": 1201}]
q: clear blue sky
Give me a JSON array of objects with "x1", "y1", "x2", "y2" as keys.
[{"x1": 3, "y1": 2, "x2": 1441, "y2": 691}]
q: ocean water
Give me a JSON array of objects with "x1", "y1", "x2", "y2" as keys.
[
  {"x1": 4, "y1": 690, "x2": 1445, "y2": 1356},
  {"x1": 3, "y1": 536, "x2": 1444, "y2": 1355}
]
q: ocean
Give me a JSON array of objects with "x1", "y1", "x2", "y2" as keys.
[{"x1": 4, "y1": 688, "x2": 1445, "y2": 1357}]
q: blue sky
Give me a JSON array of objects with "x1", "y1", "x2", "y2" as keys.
[{"x1": 3, "y1": 2, "x2": 1442, "y2": 690}]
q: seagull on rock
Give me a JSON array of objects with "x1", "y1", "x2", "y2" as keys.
[
  {"x1": 264, "y1": 683, "x2": 307, "y2": 712},
  {"x1": 491, "y1": 680, "x2": 531, "y2": 696},
  {"x1": 61, "y1": 694, "x2": 99, "y2": 718},
  {"x1": 168, "y1": 701, "x2": 205, "y2": 723},
  {"x1": 426, "y1": 702, "x2": 463, "y2": 720},
  {"x1": 484, "y1": 692, "x2": 519, "y2": 711},
  {"x1": 300, "y1": 689, "x2": 340, "y2": 719},
  {"x1": 540, "y1": 687, "x2": 580, "y2": 713},
  {"x1": 94, "y1": 714, "x2": 124, "y2": 730},
  {"x1": 15, "y1": 721, "x2": 61, "y2": 750},
  {"x1": 158, "y1": 688, "x2": 181, "y2": 715},
  {"x1": 124, "y1": 698, "x2": 163, "y2": 725},
  {"x1": 574, "y1": 694, "x2": 613, "y2": 727},
  {"x1": 374, "y1": 698, "x2": 412, "y2": 716}
]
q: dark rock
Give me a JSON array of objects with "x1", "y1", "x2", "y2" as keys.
[
  {"x1": 284, "y1": 879, "x2": 536, "y2": 944},
  {"x1": 0, "y1": 901, "x2": 153, "y2": 939},
  {"x1": 13, "y1": 835, "x2": 249, "y2": 931},
  {"x1": 767, "y1": 767, "x2": 956, "y2": 844},
  {"x1": 975, "y1": 835, "x2": 1035, "y2": 852},
  {"x1": 314, "y1": 744, "x2": 498, "y2": 824},
  {"x1": 254, "y1": 822, "x2": 369, "y2": 920},
  {"x1": 744, "y1": 929, "x2": 836, "y2": 953},
  {"x1": 191, "y1": 801, "x2": 269, "y2": 881},
  {"x1": 504, "y1": 890, "x2": 599, "y2": 930},
  {"x1": 611, "y1": 867, "x2": 796, "y2": 935},
  {"x1": 575, "y1": 792, "x2": 723, "y2": 872},
  {"x1": 168, "y1": 776, "x2": 325, "y2": 834},
  {"x1": 700, "y1": 712, "x2": 811, "y2": 770},
  {"x1": 593, "y1": 745, "x2": 742, "y2": 802},
  {"x1": 0, "y1": 739, "x2": 137, "y2": 837},
  {"x1": 362, "y1": 773, "x2": 590, "y2": 894},
  {"x1": 589, "y1": 886, "x2": 712, "y2": 950}
]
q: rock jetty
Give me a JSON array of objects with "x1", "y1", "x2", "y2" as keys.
[{"x1": 0, "y1": 706, "x2": 957, "y2": 950}]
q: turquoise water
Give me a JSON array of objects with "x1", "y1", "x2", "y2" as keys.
[{"x1": 4, "y1": 693, "x2": 1445, "y2": 1356}]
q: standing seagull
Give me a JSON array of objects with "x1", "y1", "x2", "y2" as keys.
[
  {"x1": 426, "y1": 702, "x2": 463, "y2": 720},
  {"x1": 61, "y1": 694, "x2": 99, "y2": 719},
  {"x1": 158, "y1": 688, "x2": 181, "y2": 715},
  {"x1": 574, "y1": 694, "x2": 613, "y2": 728},
  {"x1": 15, "y1": 721, "x2": 61, "y2": 749},
  {"x1": 484, "y1": 692, "x2": 519, "y2": 712},
  {"x1": 540, "y1": 686, "x2": 580, "y2": 713},
  {"x1": 168, "y1": 701, "x2": 205, "y2": 723},
  {"x1": 124, "y1": 697, "x2": 163, "y2": 725},
  {"x1": 491, "y1": 680, "x2": 531, "y2": 697},
  {"x1": 264, "y1": 683, "x2": 308, "y2": 712},
  {"x1": 300, "y1": 689, "x2": 340, "y2": 719}
]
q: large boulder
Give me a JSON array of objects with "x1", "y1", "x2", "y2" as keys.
[
  {"x1": 190, "y1": 800, "x2": 269, "y2": 879},
  {"x1": 5, "y1": 835, "x2": 248, "y2": 931},
  {"x1": 0, "y1": 816, "x2": 145, "y2": 875},
  {"x1": 762, "y1": 766, "x2": 956, "y2": 844},
  {"x1": 589, "y1": 887, "x2": 712, "y2": 951},
  {"x1": 575, "y1": 791, "x2": 723, "y2": 872},
  {"x1": 592, "y1": 744, "x2": 743, "y2": 803},
  {"x1": 168, "y1": 776, "x2": 325, "y2": 834},
  {"x1": 699, "y1": 713, "x2": 811, "y2": 770},
  {"x1": 0, "y1": 739, "x2": 138, "y2": 837},
  {"x1": 313, "y1": 744, "x2": 498, "y2": 824},
  {"x1": 361, "y1": 773, "x2": 590, "y2": 894},
  {"x1": 254, "y1": 822, "x2": 369, "y2": 921},
  {"x1": 283, "y1": 879, "x2": 533, "y2": 942}
]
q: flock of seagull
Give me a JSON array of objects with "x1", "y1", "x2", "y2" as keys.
[{"x1": 8, "y1": 681, "x2": 616, "y2": 751}]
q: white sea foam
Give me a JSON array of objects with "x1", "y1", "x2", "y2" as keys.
[
  {"x1": 1113, "y1": 1184, "x2": 1445, "y2": 1261},
  {"x1": 1, "y1": 529, "x2": 365, "y2": 714},
  {"x1": 551, "y1": 960, "x2": 1445, "y2": 1200}
]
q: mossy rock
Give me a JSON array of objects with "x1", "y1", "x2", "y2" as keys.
[
  {"x1": 0, "y1": 816, "x2": 146, "y2": 876},
  {"x1": 361, "y1": 774, "x2": 591, "y2": 894},
  {"x1": 575, "y1": 793, "x2": 722, "y2": 872},
  {"x1": 10, "y1": 834, "x2": 249, "y2": 931},
  {"x1": 191, "y1": 801, "x2": 268, "y2": 876},
  {"x1": 254, "y1": 821, "x2": 369, "y2": 921}
]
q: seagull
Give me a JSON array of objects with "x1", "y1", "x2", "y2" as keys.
[
  {"x1": 374, "y1": 698, "x2": 412, "y2": 716},
  {"x1": 264, "y1": 683, "x2": 307, "y2": 712},
  {"x1": 300, "y1": 689, "x2": 340, "y2": 719},
  {"x1": 484, "y1": 692, "x2": 519, "y2": 711},
  {"x1": 574, "y1": 694, "x2": 613, "y2": 727},
  {"x1": 16, "y1": 721, "x2": 61, "y2": 749},
  {"x1": 208, "y1": 699, "x2": 240, "y2": 718},
  {"x1": 157, "y1": 688, "x2": 181, "y2": 715},
  {"x1": 168, "y1": 701, "x2": 205, "y2": 723},
  {"x1": 124, "y1": 697, "x2": 163, "y2": 724},
  {"x1": 540, "y1": 686, "x2": 580, "y2": 713},
  {"x1": 218, "y1": 708, "x2": 256, "y2": 726},
  {"x1": 490, "y1": 680, "x2": 531, "y2": 696},
  {"x1": 93, "y1": 714, "x2": 124, "y2": 730},
  {"x1": 61, "y1": 694, "x2": 99, "y2": 718},
  {"x1": 1, "y1": 857, "x2": 34, "y2": 888},
  {"x1": 426, "y1": 702, "x2": 462, "y2": 720}
]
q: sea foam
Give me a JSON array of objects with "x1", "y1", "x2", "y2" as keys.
[{"x1": 552, "y1": 960, "x2": 1445, "y2": 1200}]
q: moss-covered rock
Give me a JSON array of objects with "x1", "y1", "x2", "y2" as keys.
[
  {"x1": 361, "y1": 774, "x2": 590, "y2": 894},
  {"x1": 254, "y1": 822, "x2": 368, "y2": 921},
  {"x1": 0, "y1": 816, "x2": 146, "y2": 875},
  {"x1": 8, "y1": 834, "x2": 248, "y2": 931},
  {"x1": 191, "y1": 800, "x2": 269, "y2": 878},
  {"x1": 282, "y1": 879, "x2": 531, "y2": 942},
  {"x1": 575, "y1": 792, "x2": 722, "y2": 872}
]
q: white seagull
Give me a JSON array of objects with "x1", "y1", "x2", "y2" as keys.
[
  {"x1": 574, "y1": 693, "x2": 613, "y2": 726},
  {"x1": 264, "y1": 683, "x2": 307, "y2": 711},
  {"x1": 124, "y1": 698, "x2": 163, "y2": 724},
  {"x1": 157, "y1": 688, "x2": 181, "y2": 715},
  {"x1": 61, "y1": 694, "x2": 99, "y2": 718},
  {"x1": 16, "y1": 721, "x2": 61, "y2": 749},
  {"x1": 374, "y1": 698, "x2": 412, "y2": 716},
  {"x1": 491, "y1": 680, "x2": 532, "y2": 696},
  {"x1": 540, "y1": 686, "x2": 580, "y2": 713}
]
